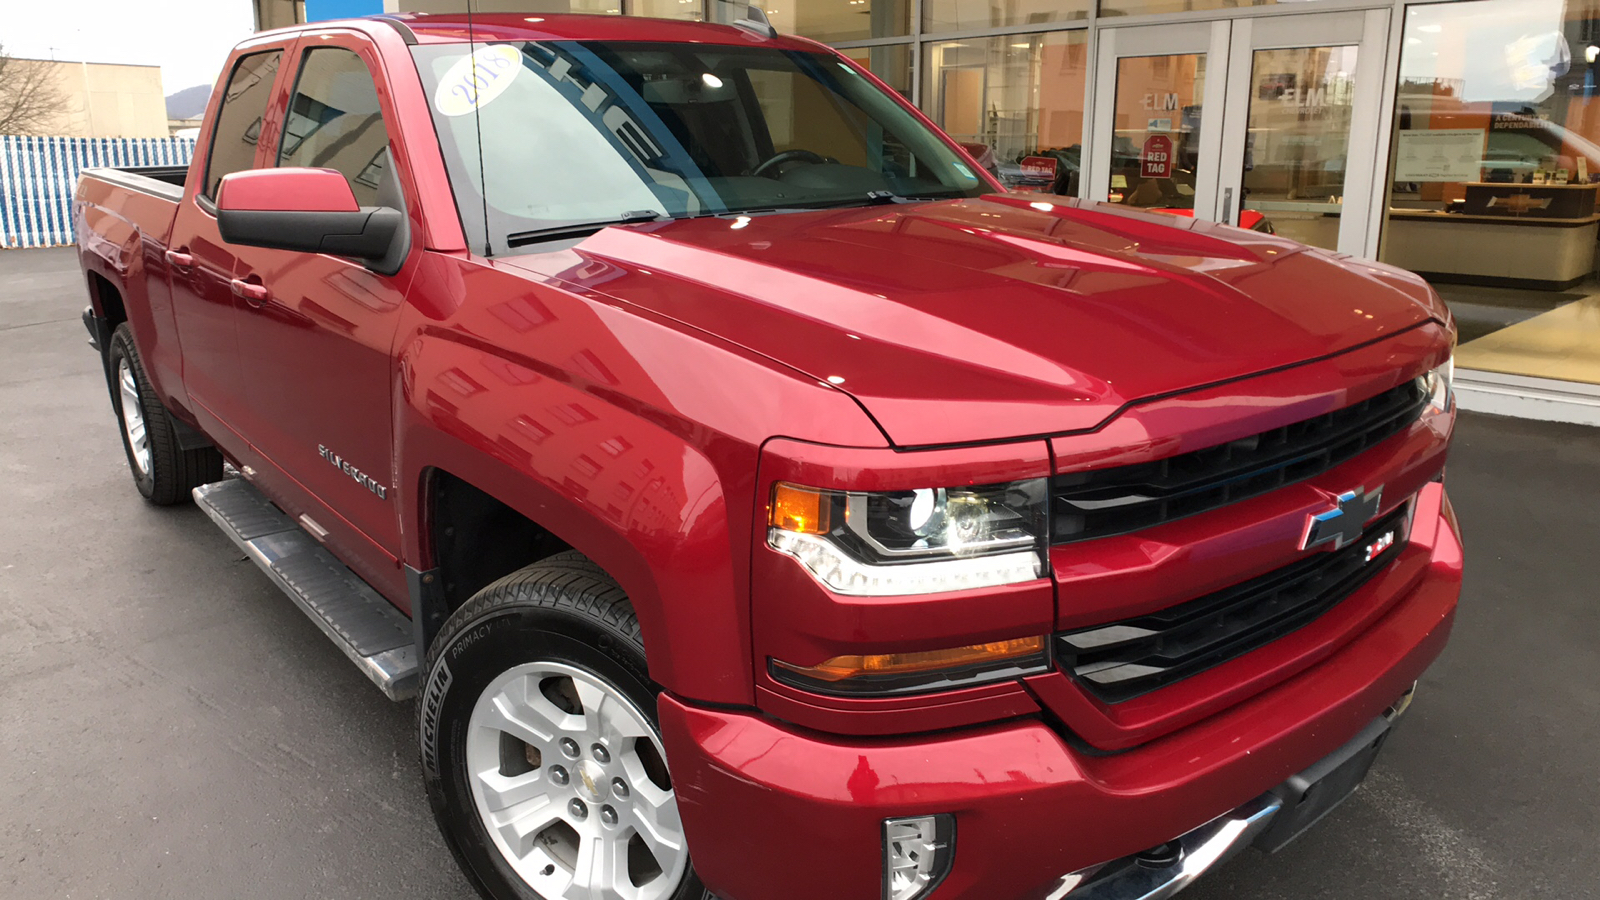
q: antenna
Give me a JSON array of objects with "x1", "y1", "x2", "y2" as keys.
[
  {"x1": 465, "y1": 0, "x2": 491, "y2": 256},
  {"x1": 733, "y1": 5, "x2": 777, "y2": 38}
]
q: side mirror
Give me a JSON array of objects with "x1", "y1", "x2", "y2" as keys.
[{"x1": 215, "y1": 167, "x2": 406, "y2": 273}]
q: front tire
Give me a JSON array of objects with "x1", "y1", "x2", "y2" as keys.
[
  {"x1": 105, "y1": 323, "x2": 222, "y2": 505},
  {"x1": 418, "y1": 551, "x2": 712, "y2": 900}
]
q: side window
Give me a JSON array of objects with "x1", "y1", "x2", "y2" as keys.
[
  {"x1": 279, "y1": 47, "x2": 392, "y2": 207},
  {"x1": 204, "y1": 50, "x2": 283, "y2": 199}
]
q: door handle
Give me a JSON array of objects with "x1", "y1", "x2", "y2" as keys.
[
  {"x1": 230, "y1": 278, "x2": 270, "y2": 306},
  {"x1": 164, "y1": 249, "x2": 194, "y2": 269},
  {"x1": 1222, "y1": 188, "x2": 1234, "y2": 224}
]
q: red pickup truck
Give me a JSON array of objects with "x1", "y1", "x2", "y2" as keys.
[{"x1": 72, "y1": 10, "x2": 1461, "y2": 900}]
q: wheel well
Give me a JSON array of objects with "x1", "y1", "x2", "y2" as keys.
[
  {"x1": 87, "y1": 270, "x2": 126, "y2": 326},
  {"x1": 427, "y1": 470, "x2": 573, "y2": 614}
]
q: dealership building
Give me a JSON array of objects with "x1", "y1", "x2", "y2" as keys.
[{"x1": 249, "y1": 0, "x2": 1600, "y2": 424}]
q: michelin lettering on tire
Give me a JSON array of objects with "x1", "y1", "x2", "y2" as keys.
[{"x1": 419, "y1": 657, "x2": 452, "y2": 777}]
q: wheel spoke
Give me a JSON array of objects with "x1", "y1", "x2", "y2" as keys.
[
  {"x1": 495, "y1": 796, "x2": 564, "y2": 860},
  {"x1": 628, "y1": 782, "x2": 685, "y2": 855},
  {"x1": 481, "y1": 680, "x2": 562, "y2": 747},
  {"x1": 476, "y1": 768, "x2": 551, "y2": 815},
  {"x1": 576, "y1": 678, "x2": 649, "y2": 743},
  {"x1": 567, "y1": 833, "x2": 629, "y2": 900}
]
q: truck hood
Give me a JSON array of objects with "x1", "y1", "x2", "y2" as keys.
[{"x1": 504, "y1": 196, "x2": 1444, "y2": 447}]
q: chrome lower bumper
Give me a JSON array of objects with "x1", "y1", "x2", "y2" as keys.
[
  {"x1": 1040, "y1": 683, "x2": 1417, "y2": 900},
  {"x1": 1040, "y1": 795, "x2": 1281, "y2": 900}
]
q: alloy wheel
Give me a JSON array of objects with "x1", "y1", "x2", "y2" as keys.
[
  {"x1": 465, "y1": 661, "x2": 688, "y2": 900},
  {"x1": 117, "y1": 357, "x2": 150, "y2": 477}
]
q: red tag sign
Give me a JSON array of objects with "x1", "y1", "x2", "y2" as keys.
[
  {"x1": 1019, "y1": 156, "x2": 1058, "y2": 180},
  {"x1": 1141, "y1": 134, "x2": 1174, "y2": 179}
]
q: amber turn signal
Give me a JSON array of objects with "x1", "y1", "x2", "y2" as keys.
[
  {"x1": 770, "y1": 482, "x2": 832, "y2": 535},
  {"x1": 772, "y1": 636, "x2": 1047, "y2": 685}
]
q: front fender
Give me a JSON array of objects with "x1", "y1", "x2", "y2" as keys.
[{"x1": 393, "y1": 252, "x2": 887, "y2": 705}]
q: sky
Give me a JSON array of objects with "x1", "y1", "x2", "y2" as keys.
[{"x1": 3, "y1": 0, "x2": 257, "y2": 96}]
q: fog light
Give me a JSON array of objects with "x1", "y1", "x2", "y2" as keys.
[{"x1": 883, "y1": 814, "x2": 954, "y2": 900}]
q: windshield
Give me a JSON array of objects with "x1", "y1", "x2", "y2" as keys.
[{"x1": 411, "y1": 40, "x2": 989, "y2": 253}]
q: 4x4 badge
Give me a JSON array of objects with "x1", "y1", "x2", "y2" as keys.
[{"x1": 1301, "y1": 486, "x2": 1383, "y2": 552}]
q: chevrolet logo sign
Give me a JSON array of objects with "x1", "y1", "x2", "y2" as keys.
[{"x1": 1301, "y1": 486, "x2": 1383, "y2": 552}]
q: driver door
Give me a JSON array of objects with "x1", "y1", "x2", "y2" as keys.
[{"x1": 226, "y1": 32, "x2": 417, "y2": 600}]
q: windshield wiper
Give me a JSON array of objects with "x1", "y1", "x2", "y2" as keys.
[
  {"x1": 506, "y1": 210, "x2": 665, "y2": 247},
  {"x1": 787, "y1": 191, "x2": 964, "y2": 213}
]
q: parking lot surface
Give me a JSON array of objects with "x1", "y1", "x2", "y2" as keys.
[{"x1": 3, "y1": 246, "x2": 1596, "y2": 900}]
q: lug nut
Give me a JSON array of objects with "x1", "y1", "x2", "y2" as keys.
[
  {"x1": 600, "y1": 805, "x2": 618, "y2": 826},
  {"x1": 611, "y1": 777, "x2": 629, "y2": 800},
  {"x1": 568, "y1": 798, "x2": 588, "y2": 820},
  {"x1": 549, "y1": 766, "x2": 569, "y2": 786},
  {"x1": 560, "y1": 738, "x2": 580, "y2": 758},
  {"x1": 591, "y1": 743, "x2": 611, "y2": 764}
]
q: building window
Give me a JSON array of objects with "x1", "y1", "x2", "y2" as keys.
[
  {"x1": 633, "y1": 0, "x2": 701, "y2": 20},
  {"x1": 924, "y1": 0, "x2": 1087, "y2": 37},
  {"x1": 765, "y1": 0, "x2": 910, "y2": 42},
  {"x1": 923, "y1": 31, "x2": 1087, "y2": 192},
  {"x1": 1381, "y1": 0, "x2": 1600, "y2": 385},
  {"x1": 841, "y1": 44, "x2": 913, "y2": 98},
  {"x1": 1097, "y1": 0, "x2": 1300, "y2": 19}
]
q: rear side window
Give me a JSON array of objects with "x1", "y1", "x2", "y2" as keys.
[
  {"x1": 278, "y1": 47, "x2": 392, "y2": 207},
  {"x1": 204, "y1": 50, "x2": 283, "y2": 199}
]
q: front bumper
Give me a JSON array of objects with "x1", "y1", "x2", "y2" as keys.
[{"x1": 658, "y1": 492, "x2": 1462, "y2": 900}]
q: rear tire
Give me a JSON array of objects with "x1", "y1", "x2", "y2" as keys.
[
  {"x1": 106, "y1": 323, "x2": 223, "y2": 505},
  {"x1": 418, "y1": 551, "x2": 714, "y2": 900}
]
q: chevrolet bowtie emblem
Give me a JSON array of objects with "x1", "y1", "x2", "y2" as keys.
[{"x1": 1301, "y1": 486, "x2": 1383, "y2": 552}]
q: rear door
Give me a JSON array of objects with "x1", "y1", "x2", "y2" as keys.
[
  {"x1": 227, "y1": 31, "x2": 417, "y2": 600},
  {"x1": 167, "y1": 44, "x2": 291, "y2": 442}
]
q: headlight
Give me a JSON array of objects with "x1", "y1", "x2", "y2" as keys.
[
  {"x1": 1420, "y1": 357, "x2": 1453, "y2": 412},
  {"x1": 766, "y1": 478, "x2": 1048, "y2": 596}
]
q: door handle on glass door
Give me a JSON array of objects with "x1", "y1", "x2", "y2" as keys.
[{"x1": 230, "y1": 278, "x2": 270, "y2": 306}]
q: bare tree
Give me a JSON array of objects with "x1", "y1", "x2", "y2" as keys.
[{"x1": 0, "y1": 44, "x2": 68, "y2": 136}]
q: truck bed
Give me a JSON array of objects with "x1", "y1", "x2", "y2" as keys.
[{"x1": 81, "y1": 165, "x2": 188, "y2": 203}]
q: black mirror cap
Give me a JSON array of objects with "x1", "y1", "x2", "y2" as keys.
[{"x1": 217, "y1": 206, "x2": 408, "y2": 275}]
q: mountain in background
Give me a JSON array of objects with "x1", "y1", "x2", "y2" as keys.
[{"x1": 165, "y1": 85, "x2": 211, "y2": 120}]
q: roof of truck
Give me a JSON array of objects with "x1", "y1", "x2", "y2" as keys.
[{"x1": 359, "y1": 11, "x2": 823, "y2": 50}]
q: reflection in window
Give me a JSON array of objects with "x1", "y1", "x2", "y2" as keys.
[
  {"x1": 204, "y1": 50, "x2": 281, "y2": 199},
  {"x1": 924, "y1": 33, "x2": 1087, "y2": 192},
  {"x1": 1239, "y1": 46, "x2": 1358, "y2": 247},
  {"x1": 1382, "y1": 0, "x2": 1600, "y2": 385},
  {"x1": 279, "y1": 48, "x2": 392, "y2": 207}
]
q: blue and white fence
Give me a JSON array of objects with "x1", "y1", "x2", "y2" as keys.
[{"x1": 0, "y1": 135, "x2": 196, "y2": 249}]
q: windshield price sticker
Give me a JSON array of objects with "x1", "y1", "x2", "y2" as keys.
[
  {"x1": 1141, "y1": 134, "x2": 1174, "y2": 179},
  {"x1": 435, "y1": 44, "x2": 522, "y2": 117}
]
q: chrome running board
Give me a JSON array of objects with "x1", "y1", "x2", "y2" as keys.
[{"x1": 193, "y1": 478, "x2": 417, "y2": 700}]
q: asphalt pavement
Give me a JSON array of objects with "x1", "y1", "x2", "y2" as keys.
[{"x1": 3, "y1": 246, "x2": 1597, "y2": 900}]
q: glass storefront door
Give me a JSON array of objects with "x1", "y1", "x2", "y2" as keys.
[
  {"x1": 1089, "y1": 11, "x2": 1390, "y2": 254},
  {"x1": 1087, "y1": 22, "x2": 1231, "y2": 227}
]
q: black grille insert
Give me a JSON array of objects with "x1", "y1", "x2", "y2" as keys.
[
  {"x1": 1052, "y1": 380, "x2": 1426, "y2": 545},
  {"x1": 1056, "y1": 506, "x2": 1411, "y2": 703}
]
